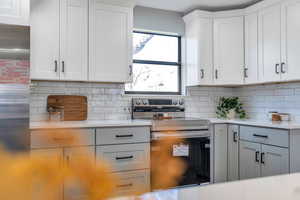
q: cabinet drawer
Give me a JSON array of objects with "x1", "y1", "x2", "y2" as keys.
[
  {"x1": 96, "y1": 143, "x2": 150, "y2": 172},
  {"x1": 31, "y1": 129, "x2": 95, "y2": 149},
  {"x1": 240, "y1": 126, "x2": 288, "y2": 148},
  {"x1": 96, "y1": 127, "x2": 150, "y2": 145},
  {"x1": 113, "y1": 170, "x2": 150, "y2": 197}
]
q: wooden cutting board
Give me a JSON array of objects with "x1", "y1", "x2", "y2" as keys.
[{"x1": 47, "y1": 95, "x2": 88, "y2": 121}]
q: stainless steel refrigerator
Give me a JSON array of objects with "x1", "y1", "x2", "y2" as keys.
[{"x1": 0, "y1": 24, "x2": 30, "y2": 151}]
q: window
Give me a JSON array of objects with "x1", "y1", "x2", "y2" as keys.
[{"x1": 125, "y1": 31, "x2": 181, "y2": 95}]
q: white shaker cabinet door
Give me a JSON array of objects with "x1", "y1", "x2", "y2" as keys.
[
  {"x1": 30, "y1": 0, "x2": 60, "y2": 80},
  {"x1": 185, "y1": 17, "x2": 213, "y2": 86},
  {"x1": 89, "y1": 1, "x2": 133, "y2": 83},
  {"x1": 227, "y1": 125, "x2": 239, "y2": 181},
  {"x1": 0, "y1": 0, "x2": 29, "y2": 25},
  {"x1": 261, "y1": 145, "x2": 289, "y2": 178},
  {"x1": 31, "y1": 148, "x2": 64, "y2": 200},
  {"x1": 258, "y1": 4, "x2": 282, "y2": 82},
  {"x1": 60, "y1": 0, "x2": 88, "y2": 81},
  {"x1": 63, "y1": 147, "x2": 95, "y2": 200},
  {"x1": 281, "y1": 0, "x2": 300, "y2": 81},
  {"x1": 213, "y1": 16, "x2": 244, "y2": 85},
  {"x1": 239, "y1": 141, "x2": 261, "y2": 180},
  {"x1": 245, "y1": 13, "x2": 259, "y2": 84}
]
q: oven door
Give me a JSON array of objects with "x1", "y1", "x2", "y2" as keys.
[{"x1": 151, "y1": 131, "x2": 210, "y2": 188}]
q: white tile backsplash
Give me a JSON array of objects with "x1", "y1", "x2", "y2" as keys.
[
  {"x1": 30, "y1": 81, "x2": 300, "y2": 122},
  {"x1": 235, "y1": 82, "x2": 300, "y2": 121},
  {"x1": 30, "y1": 81, "x2": 234, "y2": 122}
]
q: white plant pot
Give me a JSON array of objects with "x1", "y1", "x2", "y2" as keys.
[{"x1": 227, "y1": 109, "x2": 236, "y2": 119}]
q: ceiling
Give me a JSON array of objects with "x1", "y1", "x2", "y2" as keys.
[{"x1": 136, "y1": 0, "x2": 262, "y2": 13}]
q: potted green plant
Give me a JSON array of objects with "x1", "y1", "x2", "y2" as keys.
[{"x1": 216, "y1": 97, "x2": 246, "y2": 119}]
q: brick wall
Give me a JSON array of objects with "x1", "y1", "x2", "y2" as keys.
[{"x1": 0, "y1": 59, "x2": 30, "y2": 84}]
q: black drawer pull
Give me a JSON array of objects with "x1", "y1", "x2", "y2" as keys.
[
  {"x1": 261, "y1": 152, "x2": 265, "y2": 164},
  {"x1": 233, "y1": 131, "x2": 238, "y2": 142},
  {"x1": 253, "y1": 134, "x2": 268, "y2": 138},
  {"x1": 115, "y1": 134, "x2": 133, "y2": 138},
  {"x1": 116, "y1": 156, "x2": 133, "y2": 160},
  {"x1": 255, "y1": 151, "x2": 260, "y2": 163},
  {"x1": 117, "y1": 183, "x2": 133, "y2": 188}
]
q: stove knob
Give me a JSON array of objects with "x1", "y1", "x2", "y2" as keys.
[
  {"x1": 135, "y1": 100, "x2": 141, "y2": 105},
  {"x1": 173, "y1": 100, "x2": 178, "y2": 105},
  {"x1": 142, "y1": 100, "x2": 148, "y2": 105},
  {"x1": 179, "y1": 100, "x2": 184, "y2": 105}
]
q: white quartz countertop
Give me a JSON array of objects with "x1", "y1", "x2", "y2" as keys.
[
  {"x1": 30, "y1": 120, "x2": 152, "y2": 130},
  {"x1": 30, "y1": 118, "x2": 300, "y2": 130},
  {"x1": 118, "y1": 173, "x2": 300, "y2": 200},
  {"x1": 206, "y1": 118, "x2": 300, "y2": 130}
]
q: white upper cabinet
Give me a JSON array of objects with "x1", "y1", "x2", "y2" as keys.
[
  {"x1": 184, "y1": 13, "x2": 213, "y2": 86},
  {"x1": 245, "y1": 13, "x2": 259, "y2": 84},
  {"x1": 31, "y1": 0, "x2": 88, "y2": 81},
  {"x1": 60, "y1": 0, "x2": 88, "y2": 81},
  {"x1": 214, "y1": 16, "x2": 244, "y2": 85},
  {"x1": 30, "y1": 0, "x2": 60, "y2": 80},
  {"x1": 30, "y1": 0, "x2": 88, "y2": 81},
  {"x1": 258, "y1": 4, "x2": 282, "y2": 82},
  {"x1": 0, "y1": 0, "x2": 29, "y2": 25},
  {"x1": 31, "y1": 0, "x2": 134, "y2": 83},
  {"x1": 281, "y1": 0, "x2": 300, "y2": 81},
  {"x1": 89, "y1": 0, "x2": 133, "y2": 83}
]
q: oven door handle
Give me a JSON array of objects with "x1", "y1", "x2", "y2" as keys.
[{"x1": 152, "y1": 131, "x2": 210, "y2": 140}]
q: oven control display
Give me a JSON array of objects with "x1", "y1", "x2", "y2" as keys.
[{"x1": 172, "y1": 144, "x2": 189, "y2": 157}]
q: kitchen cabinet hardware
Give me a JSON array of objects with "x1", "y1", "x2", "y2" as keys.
[
  {"x1": 253, "y1": 134, "x2": 268, "y2": 139},
  {"x1": 261, "y1": 152, "x2": 265, "y2": 164},
  {"x1": 275, "y1": 63, "x2": 280, "y2": 74},
  {"x1": 281, "y1": 62, "x2": 286, "y2": 73},
  {"x1": 66, "y1": 155, "x2": 70, "y2": 164},
  {"x1": 255, "y1": 151, "x2": 260, "y2": 163},
  {"x1": 215, "y1": 69, "x2": 218, "y2": 79},
  {"x1": 233, "y1": 131, "x2": 238, "y2": 142},
  {"x1": 129, "y1": 65, "x2": 133, "y2": 76},
  {"x1": 62, "y1": 61, "x2": 65, "y2": 73},
  {"x1": 116, "y1": 134, "x2": 134, "y2": 138},
  {"x1": 244, "y1": 68, "x2": 248, "y2": 78},
  {"x1": 54, "y1": 60, "x2": 58, "y2": 72},
  {"x1": 201, "y1": 69, "x2": 204, "y2": 79},
  {"x1": 116, "y1": 155, "x2": 134, "y2": 160},
  {"x1": 117, "y1": 183, "x2": 133, "y2": 188}
]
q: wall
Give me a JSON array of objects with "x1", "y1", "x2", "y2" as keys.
[
  {"x1": 134, "y1": 6, "x2": 185, "y2": 35},
  {"x1": 235, "y1": 82, "x2": 300, "y2": 121},
  {"x1": 30, "y1": 81, "x2": 234, "y2": 122}
]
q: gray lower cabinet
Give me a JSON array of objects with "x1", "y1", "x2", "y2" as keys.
[
  {"x1": 213, "y1": 124, "x2": 228, "y2": 183},
  {"x1": 96, "y1": 143, "x2": 150, "y2": 172},
  {"x1": 261, "y1": 145, "x2": 289, "y2": 177},
  {"x1": 239, "y1": 141, "x2": 261, "y2": 180},
  {"x1": 227, "y1": 125, "x2": 239, "y2": 181},
  {"x1": 113, "y1": 169, "x2": 150, "y2": 197},
  {"x1": 31, "y1": 148, "x2": 64, "y2": 200},
  {"x1": 95, "y1": 127, "x2": 151, "y2": 196},
  {"x1": 63, "y1": 147, "x2": 95, "y2": 200},
  {"x1": 239, "y1": 125, "x2": 289, "y2": 180},
  {"x1": 30, "y1": 126, "x2": 151, "y2": 200}
]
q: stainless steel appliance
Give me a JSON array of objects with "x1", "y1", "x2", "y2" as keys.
[
  {"x1": 132, "y1": 98, "x2": 211, "y2": 188},
  {"x1": 0, "y1": 24, "x2": 30, "y2": 151}
]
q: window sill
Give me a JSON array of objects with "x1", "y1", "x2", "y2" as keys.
[{"x1": 122, "y1": 93, "x2": 186, "y2": 98}]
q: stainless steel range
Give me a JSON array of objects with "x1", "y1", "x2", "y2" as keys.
[{"x1": 132, "y1": 98, "x2": 211, "y2": 188}]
